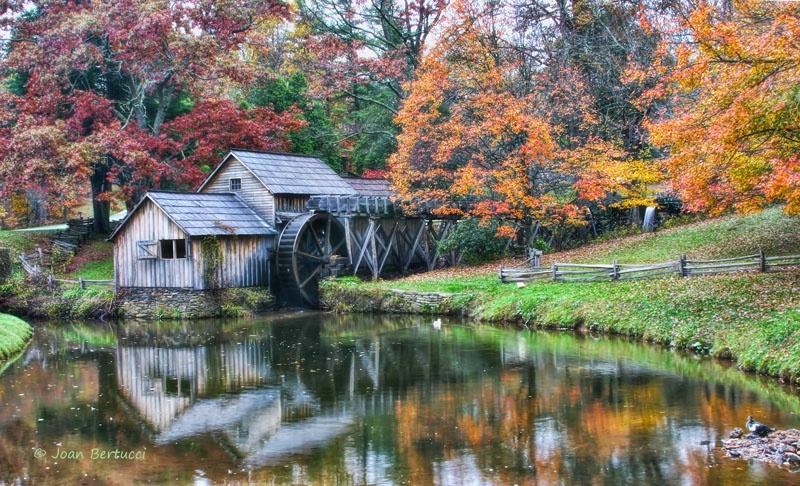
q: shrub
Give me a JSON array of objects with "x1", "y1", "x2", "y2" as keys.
[{"x1": 436, "y1": 219, "x2": 510, "y2": 265}]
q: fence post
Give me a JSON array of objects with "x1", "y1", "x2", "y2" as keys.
[
  {"x1": 759, "y1": 247, "x2": 766, "y2": 272},
  {"x1": 678, "y1": 255, "x2": 686, "y2": 277},
  {"x1": 499, "y1": 265, "x2": 504, "y2": 283},
  {"x1": 552, "y1": 263, "x2": 558, "y2": 281},
  {"x1": 612, "y1": 259, "x2": 619, "y2": 280},
  {"x1": 79, "y1": 277, "x2": 85, "y2": 289}
]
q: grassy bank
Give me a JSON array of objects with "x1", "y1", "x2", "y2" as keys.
[
  {"x1": 0, "y1": 312, "x2": 33, "y2": 359},
  {"x1": 322, "y1": 207, "x2": 800, "y2": 383},
  {"x1": 0, "y1": 233, "x2": 117, "y2": 319}
]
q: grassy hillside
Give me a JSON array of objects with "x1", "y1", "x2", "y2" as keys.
[
  {"x1": 323, "y1": 207, "x2": 800, "y2": 382},
  {"x1": 0, "y1": 232, "x2": 115, "y2": 319},
  {"x1": 0, "y1": 313, "x2": 32, "y2": 360}
]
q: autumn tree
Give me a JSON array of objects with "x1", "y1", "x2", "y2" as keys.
[
  {"x1": 390, "y1": 0, "x2": 660, "y2": 244},
  {"x1": 644, "y1": 0, "x2": 800, "y2": 215},
  {"x1": 0, "y1": 0, "x2": 296, "y2": 231}
]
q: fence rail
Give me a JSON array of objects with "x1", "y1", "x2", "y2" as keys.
[
  {"x1": 18, "y1": 250, "x2": 113, "y2": 288},
  {"x1": 500, "y1": 250, "x2": 800, "y2": 284}
]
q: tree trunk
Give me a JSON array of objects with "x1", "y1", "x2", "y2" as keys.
[{"x1": 90, "y1": 161, "x2": 112, "y2": 234}]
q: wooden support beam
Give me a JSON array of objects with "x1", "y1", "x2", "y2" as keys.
[
  {"x1": 369, "y1": 219, "x2": 379, "y2": 279},
  {"x1": 375, "y1": 221, "x2": 400, "y2": 276},
  {"x1": 353, "y1": 220, "x2": 377, "y2": 276}
]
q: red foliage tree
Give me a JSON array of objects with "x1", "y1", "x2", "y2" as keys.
[{"x1": 0, "y1": 0, "x2": 296, "y2": 230}]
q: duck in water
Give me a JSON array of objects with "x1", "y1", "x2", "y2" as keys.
[{"x1": 746, "y1": 416, "x2": 775, "y2": 438}]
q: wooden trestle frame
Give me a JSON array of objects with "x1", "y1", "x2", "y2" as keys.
[{"x1": 306, "y1": 195, "x2": 457, "y2": 279}]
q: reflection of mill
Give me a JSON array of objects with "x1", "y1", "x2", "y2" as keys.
[{"x1": 115, "y1": 338, "x2": 356, "y2": 467}]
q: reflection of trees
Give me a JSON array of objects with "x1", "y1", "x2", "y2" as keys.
[
  {"x1": 112, "y1": 316, "x2": 800, "y2": 484},
  {"x1": 387, "y1": 329, "x2": 787, "y2": 485},
  {"x1": 0, "y1": 316, "x2": 798, "y2": 484}
]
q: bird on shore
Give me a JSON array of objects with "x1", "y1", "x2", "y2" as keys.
[{"x1": 746, "y1": 416, "x2": 775, "y2": 437}]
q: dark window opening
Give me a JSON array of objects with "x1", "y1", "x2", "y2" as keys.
[
  {"x1": 160, "y1": 239, "x2": 187, "y2": 259},
  {"x1": 230, "y1": 178, "x2": 242, "y2": 191}
]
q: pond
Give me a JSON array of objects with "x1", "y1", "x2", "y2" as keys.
[{"x1": 0, "y1": 313, "x2": 799, "y2": 485}]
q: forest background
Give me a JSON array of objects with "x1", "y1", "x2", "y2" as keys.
[{"x1": 0, "y1": 0, "x2": 797, "y2": 249}]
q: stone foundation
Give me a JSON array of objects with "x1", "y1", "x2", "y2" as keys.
[
  {"x1": 320, "y1": 285, "x2": 472, "y2": 315},
  {"x1": 117, "y1": 287, "x2": 274, "y2": 319}
]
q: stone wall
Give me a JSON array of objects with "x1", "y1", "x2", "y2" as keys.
[
  {"x1": 117, "y1": 287, "x2": 274, "y2": 319},
  {"x1": 320, "y1": 284, "x2": 473, "y2": 315}
]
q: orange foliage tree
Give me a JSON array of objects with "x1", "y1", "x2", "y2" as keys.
[
  {"x1": 644, "y1": 0, "x2": 800, "y2": 214},
  {"x1": 389, "y1": 0, "x2": 660, "y2": 237}
]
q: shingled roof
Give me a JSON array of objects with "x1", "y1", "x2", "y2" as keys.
[
  {"x1": 342, "y1": 177, "x2": 392, "y2": 197},
  {"x1": 202, "y1": 150, "x2": 357, "y2": 196},
  {"x1": 109, "y1": 192, "x2": 278, "y2": 240}
]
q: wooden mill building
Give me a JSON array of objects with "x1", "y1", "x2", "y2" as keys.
[
  {"x1": 109, "y1": 191, "x2": 277, "y2": 289},
  {"x1": 110, "y1": 149, "x2": 449, "y2": 309}
]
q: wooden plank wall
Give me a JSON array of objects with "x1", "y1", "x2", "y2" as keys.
[
  {"x1": 201, "y1": 159, "x2": 277, "y2": 225},
  {"x1": 114, "y1": 199, "x2": 195, "y2": 288},
  {"x1": 274, "y1": 195, "x2": 309, "y2": 214},
  {"x1": 193, "y1": 235, "x2": 272, "y2": 290},
  {"x1": 114, "y1": 199, "x2": 273, "y2": 289}
]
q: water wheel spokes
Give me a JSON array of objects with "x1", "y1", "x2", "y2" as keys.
[{"x1": 277, "y1": 212, "x2": 348, "y2": 307}]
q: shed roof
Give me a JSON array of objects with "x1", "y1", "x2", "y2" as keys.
[
  {"x1": 201, "y1": 150, "x2": 357, "y2": 196},
  {"x1": 109, "y1": 192, "x2": 278, "y2": 240},
  {"x1": 342, "y1": 177, "x2": 393, "y2": 197}
]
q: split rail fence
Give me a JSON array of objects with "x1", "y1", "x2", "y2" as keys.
[
  {"x1": 18, "y1": 249, "x2": 113, "y2": 288},
  {"x1": 499, "y1": 250, "x2": 800, "y2": 284}
]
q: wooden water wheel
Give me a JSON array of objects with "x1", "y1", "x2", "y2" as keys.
[{"x1": 276, "y1": 212, "x2": 348, "y2": 307}]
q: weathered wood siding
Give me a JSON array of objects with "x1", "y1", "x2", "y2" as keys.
[
  {"x1": 114, "y1": 199, "x2": 195, "y2": 288},
  {"x1": 192, "y1": 235, "x2": 272, "y2": 290},
  {"x1": 202, "y1": 158, "x2": 276, "y2": 224},
  {"x1": 114, "y1": 200, "x2": 273, "y2": 289},
  {"x1": 274, "y1": 195, "x2": 309, "y2": 214}
]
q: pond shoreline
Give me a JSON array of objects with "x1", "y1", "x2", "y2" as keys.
[{"x1": 319, "y1": 273, "x2": 800, "y2": 385}]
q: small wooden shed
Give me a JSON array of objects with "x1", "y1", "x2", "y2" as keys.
[
  {"x1": 109, "y1": 191, "x2": 277, "y2": 290},
  {"x1": 198, "y1": 150, "x2": 357, "y2": 225}
]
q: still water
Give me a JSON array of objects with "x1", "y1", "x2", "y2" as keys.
[{"x1": 0, "y1": 313, "x2": 799, "y2": 485}]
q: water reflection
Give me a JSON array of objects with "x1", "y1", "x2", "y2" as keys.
[{"x1": 0, "y1": 313, "x2": 798, "y2": 484}]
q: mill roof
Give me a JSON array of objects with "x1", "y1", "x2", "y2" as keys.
[
  {"x1": 109, "y1": 191, "x2": 278, "y2": 240},
  {"x1": 342, "y1": 177, "x2": 392, "y2": 197},
  {"x1": 200, "y1": 150, "x2": 357, "y2": 196}
]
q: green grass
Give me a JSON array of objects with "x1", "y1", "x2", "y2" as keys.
[
  {"x1": 0, "y1": 229, "x2": 55, "y2": 255},
  {"x1": 556, "y1": 206, "x2": 800, "y2": 264},
  {"x1": 323, "y1": 207, "x2": 800, "y2": 382},
  {"x1": 61, "y1": 239, "x2": 114, "y2": 280},
  {"x1": 66, "y1": 256, "x2": 114, "y2": 280},
  {"x1": 0, "y1": 313, "x2": 33, "y2": 360},
  {"x1": 0, "y1": 233, "x2": 115, "y2": 319}
]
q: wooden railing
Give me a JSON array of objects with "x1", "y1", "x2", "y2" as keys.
[
  {"x1": 18, "y1": 250, "x2": 113, "y2": 288},
  {"x1": 500, "y1": 250, "x2": 800, "y2": 283}
]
